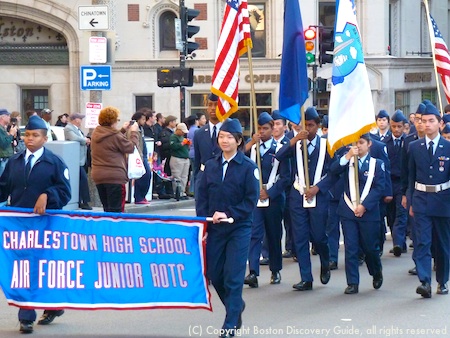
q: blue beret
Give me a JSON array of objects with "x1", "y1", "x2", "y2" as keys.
[
  {"x1": 377, "y1": 110, "x2": 389, "y2": 119},
  {"x1": 271, "y1": 110, "x2": 285, "y2": 121},
  {"x1": 26, "y1": 115, "x2": 48, "y2": 131},
  {"x1": 391, "y1": 110, "x2": 407, "y2": 123},
  {"x1": 0, "y1": 108, "x2": 10, "y2": 116},
  {"x1": 443, "y1": 123, "x2": 450, "y2": 134},
  {"x1": 220, "y1": 118, "x2": 242, "y2": 134},
  {"x1": 422, "y1": 103, "x2": 440, "y2": 118},
  {"x1": 208, "y1": 93, "x2": 218, "y2": 102},
  {"x1": 443, "y1": 114, "x2": 450, "y2": 124},
  {"x1": 321, "y1": 115, "x2": 329, "y2": 128},
  {"x1": 416, "y1": 103, "x2": 426, "y2": 114},
  {"x1": 258, "y1": 112, "x2": 273, "y2": 125},
  {"x1": 305, "y1": 107, "x2": 319, "y2": 120}
]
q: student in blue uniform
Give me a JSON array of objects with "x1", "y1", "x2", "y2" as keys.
[
  {"x1": 408, "y1": 103, "x2": 450, "y2": 298},
  {"x1": 331, "y1": 133, "x2": 386, "y2": 294},
  {"x1": 373, "y1": 110, "x2": 392, "y2": 141},
  {"x1": 276, "y1": 107, "x2": 334, "y2": 291},
  {"x1": 0, "y1": 115, "x2": 71, "y2": 333},
  {"x1": 193, "y1": 93, "x2": 222, "y2": 186},
  {"x1": 401, "y1": 103, "x2": 426, "y2": 275},
  {"x1": 243, "y1": 112, "x2": 291, "y2": 287},
  {"x1": 196, "y1": 118, "x2": 259, "y2": 338},
  {"x1": 382, "y1": 110, "x2": 408, "y2": 256}
]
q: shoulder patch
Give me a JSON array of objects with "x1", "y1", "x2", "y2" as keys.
[
  {"x1": 64, "y1": 168, "x2": 70, "y2": 180},
  {"x1": 254, "y1": 168, "x2": 260, "y2": 181}
]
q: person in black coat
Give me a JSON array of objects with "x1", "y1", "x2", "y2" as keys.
[{"x1": 0, "y1": 115, "x2": 71, "y2": 333}]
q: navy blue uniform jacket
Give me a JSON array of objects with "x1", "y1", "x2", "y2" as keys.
[
  {"x1": 193, "y1": 125, "x2": 221, "y2": 177},
  {"x1": 330, "y1": 154, "x2": 386, "y2": 221},
  {"x1": 196, "y1": 151, "x2": 259, "y2": 225},
  {"x1": 408, "y1": 136, "x2": 450, "y2": 217},
  {"x1": 0, "y1": 148, "x2": 71, "y2": 209}
]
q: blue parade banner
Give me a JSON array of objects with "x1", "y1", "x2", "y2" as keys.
[{"x1": 0, "y1": 208, "x2": 211, "y2": 311}]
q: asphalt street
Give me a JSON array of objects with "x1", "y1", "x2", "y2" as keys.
[{"x1": 0, "y1": 204, "x2": 449, "y2": 338}]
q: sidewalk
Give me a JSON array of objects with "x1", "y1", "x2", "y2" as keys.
[{"x1": 84, "y1": 197, "x2": 196, "y2": 214}]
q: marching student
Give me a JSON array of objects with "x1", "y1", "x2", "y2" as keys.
[
  {"x1": 382, "y1": 110, "x2": 408, "y2": 256},
  {"x1": 196, "y1": 118, "x2": 259, "y2": 338},
  {"x1": 0, "y1": 115, "x2": 71, "y2": 333},
  {"x1": 373, "y1": 110, "x2": 391, "y2": 141},
  {"x1": 243, "y1": 112, "x2": 291, "y2": 287},
  {"x1": 330, "y1": 133, "x2": 385, "y2": 294},
  {"x1": 276, "y1": 107, "x2": 334, "y2": 291},
  {"x1": 408, "y1": 103, "x2": 450, "y2": 298}
]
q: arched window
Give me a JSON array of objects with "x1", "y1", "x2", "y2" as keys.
[{"x1": 159, "y1": 11, "x2": 176, "y2": 51}]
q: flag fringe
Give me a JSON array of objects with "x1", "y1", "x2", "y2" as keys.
[
  {"x1": 327, "y1": 122, "x2": 376, "y2": 157},
  {"x1": 211, "y1": 87, "x2": 239, "y2": 122}
]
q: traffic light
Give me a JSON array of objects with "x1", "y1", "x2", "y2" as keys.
[
  {"x1": 319, "y1": 27, "x2": 334, "y2": 65},
  {"x1": 157, "y1": 67, "x2": 194, "y2": 87},
  {"x1": 181, "y1": 6, "x2": 200, "y2": 56},
  {"x1": 304, "y1": 28, "x2": 316, "y2": 64}
]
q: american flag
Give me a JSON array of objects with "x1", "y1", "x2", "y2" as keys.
[
  {"x1": 430, "y1": 14, "x2": 450, "y2": 104},
  {"x1": 211, "y1": 0, "x2": 252, "y2": 121}
]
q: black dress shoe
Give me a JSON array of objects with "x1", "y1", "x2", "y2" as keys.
[
  {"x1": 358, "y1": 255, "x2": 365, "y2": 266},
  {"x1": 310, "y1": 247, "x2": 317, "y2": 255},
  {"x1": 344, "y1": 284, "x2": 359, "y2": 294},
  {"x1": 19, "y1": 320, "x2": 33, "y2": 333},
  {"x1": 270, "y1": 271, "x2": 281, "y2": 284},
  {"x1": 236, "y1": 301, "x2": 245, "y2": 329},
  {"x1": 408, "y1": 267, "x2": 417, "y2": 275},
  {"x1": 320, "y1": 266, "x2": 331, "y2": 285},
  {"x1": 244, "y1": 273, "x2": 258, "y2": 288},
  {"x1": 416, "y1": 282, "x2": 432, "y2": 298},
  {"x1": 393, "y1": 245, "x2": 402, "y2": 257},
  {"x1": 373, "y1": 271, "x2": 383, "y2": 289},
  {"x1": 329, "y1": 261, "x2": 338, "y2": 270},
  {"x1": 79, "y1": 203, "x2": 93, "y2": 210},
  {"x1": 37, "y1": 309, "x2": 64, "y2": 325},
  {"x1": 437, "y1": 283, "x2": 449, "y2": 295},
  {"x1": 293, "y1": 281, "x2": 312, "y2": 291},
  {"x1": 282, "y1": 250, "x2": 293, "y2": 258},
  {"x1": 259, "y1": 257, "x2": 269, "y2": 265}
]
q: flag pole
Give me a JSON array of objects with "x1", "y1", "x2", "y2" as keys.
[
  {"x1": 352, "y1": 143, "x2": 360, "y2": 205},
  {"x1": 300, "y1": 106, "x2": 310, "y2": 190},
  {"x1": 423, "y1": 0, "x2": 444, "y2": 114},
  {"x1": 247, "y1": 47, "x2": 263, "y2": 191}
]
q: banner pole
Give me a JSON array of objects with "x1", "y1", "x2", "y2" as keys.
[{"x1": 301, "y1": 106, "x2": 310, "y2": 190}]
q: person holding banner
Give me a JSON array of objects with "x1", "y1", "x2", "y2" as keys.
[
  {"x1": 330, "y1": 133, "x2": 386, "y2": 295},
  {"x1": 275, "y1": 107, "x2": 334, "y2": 291},
  {"x1": 0, "y1": 115, "x2": 71, "y2": 333},
  {"x1": 196, "y1": 118, "x2": 259, "y2": 338},
  {"x1": 243, "y1": 112, "x2": 291, "y2": 287}
]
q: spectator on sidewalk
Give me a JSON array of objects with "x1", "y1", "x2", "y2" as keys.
[
  {"x1": 170, "y1": 122, "x2": 191, "y2": 200},
  {"x1": 129, "y1": 111, "x2": 152, "y2": 204},
  {"x1": 186, "y1": 115, "x2": 199, "y2": 195},
  {"x1": 157, "y1": 115, "x2": 177, "y2": 198},
  {"x1": 91, "y1": 106, "x2": 139, "y2": 212},
  {"x1": 64, "y1": 113, "x2": 92, "y2": 210}
]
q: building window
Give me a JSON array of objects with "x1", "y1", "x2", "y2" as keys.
[
  {"x1": 248, "y1": 3, "x2": 266, "y2": 57},
  {"x1": 22, "y1": 88, "x2": 49, "y2": 120},
  {"x1": 421, "y1": 89, "x2": 437, "y2": 105},
  {"x1": 128, "y1": 4, "x2": 139, "y2": 22},
  {"x1": 135, "y1": 95, "x2": 153, "y2": 111},
  {"x1": 395, "y1": 90, "x2": 410, "y2": 114},
  {"x1": 190, "y1": 92, "x2": 272, "y2": 136},
  {"x1": 159, "y1": 11, "x2": 176, "y2": 51}
]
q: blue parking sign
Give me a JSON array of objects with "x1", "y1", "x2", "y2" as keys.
[{"x1": 80, "y1": 65, "x2": 111, "y2": 90}]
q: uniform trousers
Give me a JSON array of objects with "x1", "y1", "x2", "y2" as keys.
[
  {"x1": 386, "y1": 181, "x2": 407, "y2": 249},
  {"x1": 134, "y1": 160, "x2": 151, "y2": 202},
  {"x1": 248, "y1": 198, "x2": 284, "y2": 275},
  {"x1": 283, "y1": 191, "x2": 294, "y2": 253},
  {"x1": 206, "y1": 222, "x2": 251, "y2": 331},
  {"x1": 413, "y1": 213, "x2": 450, "y2": 285},
  {"x1": 341, "y1": 218, "x2": 382, "y2": 285},
  {"x1": 290, "y1": 189, "x2": 329, "y2": 282},
  {"x1": 326, "y1": 200, "x2": 340, "y2": 263}
]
